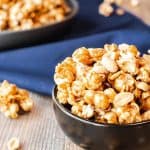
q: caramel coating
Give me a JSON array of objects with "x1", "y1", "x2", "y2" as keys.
[
  {"x1": 7, "y1": 137, "x2": 20, "y2": 150},
  {"x1": 0, "y1": 80, "x2": 34, "y2": 119},
  {"x1": 54, "y1": 44, "x2": 150, "y2": 124},
  {"x1": 99, "y1": 0, "x2": 140, "y2": 17},
  {"x1": 0, "y1": 0, "x2": 70, "y2": 31},
  {"x1": 94, "y1": 92, "x2": 110, "y2": 109}
]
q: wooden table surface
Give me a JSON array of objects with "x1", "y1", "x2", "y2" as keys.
[
  {"x1": 0, "y1": 1, "x2": 150, "y2": 150},
  {"x1": 0, "y1": 93, "x2": 82, "y2": 150}
]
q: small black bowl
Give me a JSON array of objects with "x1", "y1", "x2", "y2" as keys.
[
  {"x1": 0, "y1": 0, "x2": 79, "y2": 50},
  {"x1": 52, "y1": 86, "x2": 150, "y2": 150}
]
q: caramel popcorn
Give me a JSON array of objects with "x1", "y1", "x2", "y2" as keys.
[
  {"x1": 54, "y1": 43, "x2": 150, "y2": 124},
  {"x1": 0, "y1": 0, "x2": 70, "y2": 31},
  {"x1": 94, "y1": 92, "x2": 110, "y2": 110},
  {"x1": 0, "y1": 80, "x2": 33, "y2": 119},
  {"x1": 98, "y1": 2, "x2": 114, "y2": 17},
  {"x1": 7, "y1": 137, "x2": 20, "y2": 150},
  {"x1": 99, "y1": 0, "x2": 140, "y2": 17}
]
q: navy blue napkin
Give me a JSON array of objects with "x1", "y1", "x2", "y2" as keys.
[{"x1": 0, "y1": 0, "x2": 149, "y2": 95}]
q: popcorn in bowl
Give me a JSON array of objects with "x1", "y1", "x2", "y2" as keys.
[
  {"x1": 0, "y1": 0, "x2": 71, "y2": 31},
  {"x1": 54, "y1": 44, "x2": 150, "y2": 124},
  {"x1": 0, "y1": 80, "x2": 34, "y2": 119}
]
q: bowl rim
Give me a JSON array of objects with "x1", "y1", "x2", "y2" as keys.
[
  {"x1": 0, "y1": 0, "x2": 79, "y2": 35},
  {"x1": 52, "y1": 86, "x2": 150, "y2": 128}
]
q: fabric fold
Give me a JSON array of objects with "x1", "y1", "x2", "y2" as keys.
[
  {"x1": 0, "y1": 28, "x2": 149, "y2": 95},
  {"x1": 0, "y1": 0, "x2": 149, "y2": 95}
]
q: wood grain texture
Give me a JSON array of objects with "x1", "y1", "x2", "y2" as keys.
[{"x1": 0, "y1": 93, "x2": 82, "y2": 150}]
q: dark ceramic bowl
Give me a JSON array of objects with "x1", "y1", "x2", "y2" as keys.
[
  {"x1": 0, "y1": 0, "x2": 79, "y2": 50},
  {"x1": 52, "y1": 86, "x2": 150, "y2": 150}
]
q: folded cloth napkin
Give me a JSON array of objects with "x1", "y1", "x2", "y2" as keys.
[{"x1": 0, "y1": 0, "x2": 149, "y2": 95}]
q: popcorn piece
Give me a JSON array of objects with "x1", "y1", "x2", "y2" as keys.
[
  {"x1": 101, "y1": 54, "x2": 118, "y2": 73},
  {"x1": 86, "y1": 71, "x2": 105, "y2": 90},
  {"x1": 136, "y1": 82, "x2": 150, "y2": 91},
  {"x1": 88, "y1": 48, "x2": 105, "y2": 62},
  {"x1": 0, "y1": 80, "x2": 34, "y2": 119},
  {"x1": 117, "y1": 55, "x2": 139, "y2": 75},
  {"x1": 113, "y1": 102, "x2": 141, "y2": 124},
  {"x1": 7, "y1": 103, "x2": 19, "y2": 119},
  {"x1": 72, "y1": 47, "x2": 92, "y2": 65},
  {"x1": 98, "y1": 2, "x2": 114, "y2": 17},
  {"x1": 84, "y1": 90, "x2": 95, "y2": 105},
  {"x1": 142, "y1": 110, "x2": 150, "y2": 121},
  {"x1": 94, "y1": 92, "x2": 110, "y2": 109},
  {"x1": 114, "y1": 73, "x2": 135, "y2": 92},
  {"x1": 113, "y1": 92, "x2": 134, "y2": 107},
  {"x1": 72, "y1": 80, "x2": 85, "y2": 97},
  {"x1": 104, "y1": 88, "x2": 116, "y2": 103},
  {"x1": 7, "y1": 137, "x2": 20, "y2": 150},
  {"x1": 116, "y1": 8, "x2": 125, "y2": 16},
  {"x1": 0, "y1": 80, "x2": 17, "y2": 97},
  {"x1": 104, "y1": 43, "x2": 118, "y2": 52},
  {"x1": 54, "y1": 61, "x2": 75, "y2": 85},
  {"x1": 136, "y1": 68, "x2": 150, "y2": 83},
  {"x1": 92, "y1": 61, "x2": 108, "y2": 74},
  {"x1": 103, "y1": 111, "x2": 118, "y2": 124},
  {"x1": 0, "y1": 0, "x2": 70, "y2": 31},
  {"x1": 99, "y1": 0, "x2": 141, "y2": 17},
  {"x1": 57, "y1": 90, "x2": 68, "y2": 104},
  {"x1": 20, "y1": 99, "x2": 34, "y2": 112},
  {"x1": 82, "y1": 105, "x2": 94, "y2": 119}
]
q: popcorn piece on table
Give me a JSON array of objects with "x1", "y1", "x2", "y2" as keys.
[
  {"x1": 0, "y1": 80, "x2": 34, "y2": 119},
  {"x1": 99, "y1": 2, "x2": 114, "y2": 17},
  {"x1": 7, "y1": 137, "x2": 20, "y2": 150},
  {"x1": 116, "y1": 8, "x2": 125, "y2": 15}
]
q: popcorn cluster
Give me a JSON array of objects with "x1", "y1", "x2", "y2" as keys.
[
  {"x1": 0, "y1": 80, "x2": 33, "y2": 119},
  {"x1": 0, "y1": 0, "x2": 70, "y2": 31},
  {"x1": 99, "y1": 0, "x2": 140, "y2": 17},
  {"x1": 54, "y1": 44, "x2": 150, "y2": 124}
]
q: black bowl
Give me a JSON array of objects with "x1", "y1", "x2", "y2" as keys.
[
  {"x1": 52, "y1": 86, "x2": 150, "y2": 150},
  {"x1": 0, "y1": 0, "x2": 79, "y2": 50}
]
